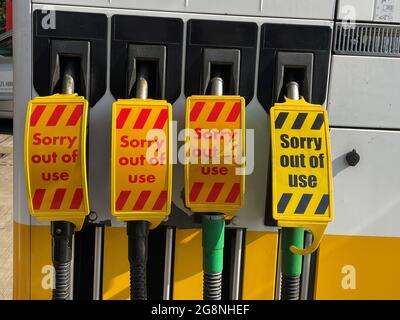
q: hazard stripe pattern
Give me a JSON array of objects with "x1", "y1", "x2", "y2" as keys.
[
  {"x1": 32, "y1": 188, "x2": 85, "y2": 210},
  {"x1": 115, "y1": 190, "x2": 169, "y2": 212},
  {"x1": 277, "y1": 193, "x2": 329, "y2": 215},
  {"x1": 189, "y1": 182, "x2": 241, "y2": 204},
  {"x1": 274, "y1": 111, "x2": 325, "y2": 130},
  {"x1": 115, "y1": 107, "x2": 169, "y2": 130},
  {"x1": 190, "y1": 101, "x2": 241, "y2": 123},
  {"x1": 30, "y1": 104, "x2": 84, "y2": 127}
]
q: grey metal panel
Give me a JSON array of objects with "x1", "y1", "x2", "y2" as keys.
[
  {"x1": 328, "y1": 55, "x2": 400, "y2": 129},
  {"x1": 32, "y1": 0, "x2": 336, "y2": 20},
  {"x1": 328, "y1": 128, "x2": 400, "y2": 237},
  {"x1": 337, "y1": 0, "x2": 375, "y2": 22},
  {"x1": 337, "y1": 0, "x2": 400, "y2": 23},
  {"x1": 13, "y1": 0, "x2": 32, "y2": 225}
]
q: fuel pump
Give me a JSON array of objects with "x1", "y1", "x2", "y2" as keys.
[
  {"x1": 24, "y1": 61, "x2": 90, "y2": 300},
  {"x1": 185, "y1": 70, "x2": 246, "y2": 300},
  {"x1": 111, "y1": 64, "x2": 173, "y2": 300},
  {"x1": 270, "y1": 79, "x2": 334, "y2": 300}
]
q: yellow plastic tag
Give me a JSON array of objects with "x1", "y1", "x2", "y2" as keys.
[
  {"x1": 185, "y1": 95, "x2": 245, "y2": 215},
  {"x1": 24, "y1": 94, "x2": 89, "y2": 231},
  {"x1": 270, "y1": 97, "x2": 334, "y2": 255},
  {"x1": 111, "y1": 99, "x2": 172, "y2": 229}
]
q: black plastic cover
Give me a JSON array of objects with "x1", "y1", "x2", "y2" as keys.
[
  {"x1": 110, "y1": 15, "x2": 183, "y2": 103},
  {"x1": 33, "y1": 10, "x2": 107, "y2": 106},
  {"x1": 258, "y1": 24, "x2": 332, "y2": 112},
  {"x1": 185, "y1": 19, "x2": 258, "y2": 102}
]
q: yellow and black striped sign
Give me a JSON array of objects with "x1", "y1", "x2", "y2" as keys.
[{"x1": 270, "y1": 98, "x2": 333, "y2": 225}]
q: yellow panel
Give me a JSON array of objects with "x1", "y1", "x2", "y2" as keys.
[
  {"x1": 102, "y1": 227, "x2": 130, "y2": 300},
  {"x1": 315, "y1": 235, "x2": 400, "y2": 300},
  {"x1": 242, "y1": 231, "x2": 278, "y2": 300},
  {"x1": 185, "y1": 96, "x2": 245, "y2": 215},
  {"x1": 111, "y1": 99, "x2": 173, "y2": 228},
  {"x1": 13, "y1": 222, "x2": 31, "y2": 300},
  {"x1": 173, "y1": 229, "x2": 203, "y2": 300},
  {"x1": 270, "y1": 98, "x2": 333, "y2": 256},
  {"x1": 24, "y1": 95, "x2": 89, "y2": 230},
  {"x1": 30, "y1": 225, "x2": 52, "y2": 300}
]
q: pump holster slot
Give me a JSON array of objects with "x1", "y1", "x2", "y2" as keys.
[
  {"x1": 127, "y1": 44, "x2": 166, "y2": 99},
  {"x1": 50, "y1": 40, "x2": 91, "y2": 98},
  {"x1": 202, "y1": 48, "x2": 240, "y2": 95}
]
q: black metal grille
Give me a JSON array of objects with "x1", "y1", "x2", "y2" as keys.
[{"x1": 334, "y1": 23, "x2": 400, "y2": 57}]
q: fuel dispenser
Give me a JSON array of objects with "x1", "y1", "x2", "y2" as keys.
[
  {"x1": 15, "y1": 1, "x2": 343, "y2": 301},
  {"x1": 256, "y1": 22, "x2": 332, "y2": 300},
  {"x1": 110, "y1": 15, "x2": 179, "y2": 300},
  {"x1": 270, "y1": 81, "x2": 334, "y2": 300},
  {"x1": 111, "y1": 73, "x2": 173, "y2": 300},
  {"x1": 24, "y1": 67, "x2": 90, "y2": 299},
  {"x1": 184, "y1": 20, "x2": 248, "y2": 299},
  {"x1": 185, "y1": 81, "x2": 246, "y2": 300},
  {"x1": 19, "y1": 10, "x2": 108, "y2": 300}
]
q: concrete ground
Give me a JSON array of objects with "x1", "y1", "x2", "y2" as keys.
[{"x1": 0, "y1": 120, "x2": 13, "y2": 300}]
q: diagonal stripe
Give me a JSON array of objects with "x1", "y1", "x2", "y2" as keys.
[
  {"x1": 30, "y1": 105, "x2": 46, "y2": 127},
  {"x1": 190, "y1": 101, "x2": 205, "y2": 122},
  {"x1": 277, "y1": 193, "x2": 292, "y2": 213},
  {"x1": 291, "y1": 113, "x2": 308, "y2": 130},
  {"x1": 50, "y1": 188, "x2": 67, "y2": 210},
  {"x1": 275, "y1": 112, "x2": 289, "y2": 129},
  {"x1": 153, "y1": 109, "x2": 168, "y2": 129},
  {"x1": 46, "y1": 105, "x2": 67, "y2": 126},
  {"x1": 225, "y1": 183, "x2": 241, "y2": 203},
  {"x1": 311, "y1": 113, "x2": 325, "y2": 130},
  {"x1": 66, "y1": 104, "x2": 83, "y2": 126},
  {"x1": 133, "y1": 190, "x2": 152, "y2": 210},
  {"x1": 226, "y1": 102, "x2": 241, "y2": 122},
  {"x1": 133, "y1": 109, "x2": 152, "y2": 129},
  {"x1": 116, "y1": 191, "x2": 131, "y2": 211},
  {"x1": 116, "y1": 108, "x2": 131, "y2": 129},
  {"x1": 70, "y1": 188, "x2": 83, "y2": 209},
  {"x1": 189, "y1": 182, "x2": 204, "y2": 202},
  {"x1": 152, "y1": 190, "x2": 168, "y2": 210},
  {"x1": 315, "y1": 194, "x2": 329, "y2": 215},
  {"x1": 206, "y1": 182, "x2": 224, "y2": 202},
  {"x1": 32, "y1": 189, "x2": 46, "y2": 210},
  {"x1": 206, "y1": 102, "x2": 225, "y2": 122},
  {"x1": 295, "y1": 194, "x2": 313, "y2": 214}
]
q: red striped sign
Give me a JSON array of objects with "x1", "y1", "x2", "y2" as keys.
[
  {"x1": 25, "y1": 96, "x2": 90, "y2": 229},
  {"x1": 185, "y1": 96, "x2": 245, "y2": 213},
  {"x1": 189, "y1": 101, "x2": 242, "y2": 123},
  {"x1": 115, "y1": 190, "x2": 168, "y2": 212},
  {"x1": 32, "y1": 188, "x2": 85, "y2": 211},
  {"x1": 116, "y1": 107, "x2": 169, "y2": 130},
  {"x1": 111, "y1": 99, "x2": 172, "y2": 227},
  {"x1": 30, "y1": 104, "x2": 84, "y2": 127}
]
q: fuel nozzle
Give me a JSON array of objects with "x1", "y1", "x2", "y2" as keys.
[
  {"x1": 200, "y1": 72, "x2": 226, "y2": 301},
  {"x1": 280, "y1": 79, "x2": 305, "y2": 300},
  {"x1": 127, "y1": 64, "x2": 151, "y2": 300},
  {"x1": 51, "y1": 60, "x2": 77, "y2": 300}
]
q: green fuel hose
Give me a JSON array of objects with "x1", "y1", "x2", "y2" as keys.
[
  {"x1": 280, "y1": 227, "x2": 304, "y2": 300},
  {"x1": 202, "y1": 214, "x2": 225, "y2": 300}
]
